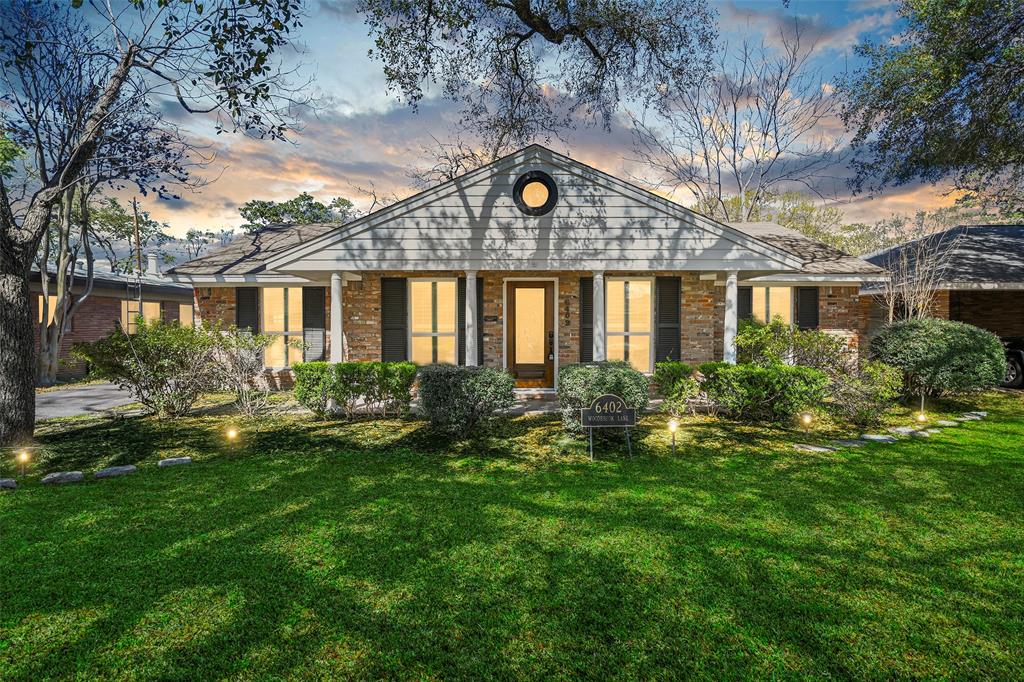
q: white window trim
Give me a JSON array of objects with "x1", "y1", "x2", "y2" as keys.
[
  {"x1": 605, "y1": 276, "x2": 655, "y2": 374},
  {"x1": 261, "y1": 287, "x2": 303, "y2": 369},
  {"x1": 408, "y1": 277, "x2": 459, "y2": 365}
]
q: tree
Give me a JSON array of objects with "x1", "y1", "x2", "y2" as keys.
[
  {"x1": 238, "y1": 192, "x2": 356, "y2": 232},
  {"x1": 840, "y1": 0, "x2": 1024, "y2": 207},
  {"x1": 358, "y1": 0, "x2": 718, "y2": 154},
  {"x1": 631, "y1": 24, "x2": 843, "y2": 223},
  {"x1": 87, "y1": 197, "x2": 173, "y2": 273},
  {"x1": 0, "y1": 0, "x2": 305, "y2": 446}
]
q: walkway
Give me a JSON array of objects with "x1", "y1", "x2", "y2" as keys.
[{"x1": 35, "y1": 383, "x2": 135, "y2": 421}]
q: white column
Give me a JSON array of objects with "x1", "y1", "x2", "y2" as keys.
[
  {"x1": 330, "y1": 272, "x2": 344, "y2": 362},
  {"x1": 724, "y1": 270, "x2": 738, "y2": 364},
  {"x1": 592, "y1": 271, "x2": 606, "y2": 361},
  {"x1": 465, "y1": 271, "x2": 478, "y2": 366}
]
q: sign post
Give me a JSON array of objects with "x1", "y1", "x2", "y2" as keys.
[{"x1": 581, "y1": 394, "x2": 637, "y2": 460}]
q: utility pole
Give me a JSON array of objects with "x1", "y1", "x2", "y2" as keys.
[{"x1": 131, "y1": 197, "x2": 143, "y2": 275}]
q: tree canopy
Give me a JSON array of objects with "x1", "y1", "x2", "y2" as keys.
[
  {"x1": 239, "y1": 192, "x2": 356, "y2": 232},
  {"x1": 841, "y1": 0, "x2": 1024, "y2": 206}
]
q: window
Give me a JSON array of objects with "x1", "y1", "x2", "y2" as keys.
[
  {"x1": 262, "y1": 287, "x2": 304, "y2": 367},
  {"x1": 178, "y1": 303, "x2": 195, "y2": 327},
  {"x1": 121, "y1": 300, "x2": 162, "y2": 333},
  {"x1": 409, "y1": 279, "x2": 457, "y2": 364},
  {"x1": 38, "y1": 295, "x2": 59, "y2": 325},
  {"x1": 606, "y1": 279, "x2": 653, "y2": 373},
  {"x1": 512, "y1": 171, "x2": 558, "y2": 216},
  {"x1": 743, "y1": 286, "x2": 793, "y2": 325}
]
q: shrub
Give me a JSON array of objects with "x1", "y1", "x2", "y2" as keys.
[
  {"x1": 827, "y1": 360, "x2": 902, "y2": 427},
  {"x1": 292, "y1": 362, "x2": 335, "y2": 418},
  {"x1": 417, "y1": 365, "x2": 515, "y2": 435},
  {"x1": 557, "y1": 361, "x2": 650, "y2": 435},
  {"x1": 702, "y1": 363, "x2": 827, "y2": 423},
  {"x1": 652, "y1": 361, "x2": 693, "y2": 397},
  {"x1": 72, "y1": 317, "x2": 220, "y2": 417},
  {"x1": 869, "y1": 318, "x2": 1007, "y2": 396},
  {"x1": 293, "y1": 361, "x2": 418, "y2": 419},
  {"x1": 215, "y1": 329, "x2": 275, "y2": 416},
  {"x1": 736, "y1": 317, "x2": 854, "y2": 375}
]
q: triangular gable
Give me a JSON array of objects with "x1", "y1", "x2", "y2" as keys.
[{"x1": 263, "y1": 145, "x2": 805, "y2": 273}]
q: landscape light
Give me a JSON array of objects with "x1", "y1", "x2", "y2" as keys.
[
  {"x1": 916, "y1": 412, "x2": 928, "y2": 423},
  {"x1": 226, "y1": 427, "x2": 239, "y2": 441},
  {"x1": 18, "y1": 450, "x2": 29, "y2": 476},
  {"x1": 668, "y1": 419, "x2": 678, "y2": 455},
  {"x1": 800, "y1": 413, "x2": 813, "y2": 426}
]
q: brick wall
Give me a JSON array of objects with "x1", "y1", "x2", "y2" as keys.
[
  {"x1": 32, "y1": 291, "x2": 189, "y2": 381},
  {"x1": 820, "y1": 285, "x2": 861, "y2": 350},
  {"x1": 950, "y1": 290, "x2": 1024, "y2": 337},
  {"x1": 202, "y1": 275, "x2": 865, "y2": 371},
  {"x1": 195, "y1": 287, "x2": 235, "y2": 326}
]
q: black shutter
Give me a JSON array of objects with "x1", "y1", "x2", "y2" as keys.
[
  {"x1": 381, "y1": 278, "x2": 408, "y2": 361},
  {"x1": 655, "y1": 276, "x2": 681, "y2": 362},
  {"x1": 476, "y1": 276, "x2": 484, "y2": 365},
  {"x1": 236, "y1": 287, "x2": 259, "y2": 333},
  {"x1": 796, "y1": 287, "x2": 820, "y2": 330},
  {"x1": 580, "y1": 277, "x2": 593, "y2": 362},
  {"x1": 458, "y1": 277, "x2": 466, "y2": 365},
  {"x1": 302, "y1": 287, "x2": 326, "y2": 362},
  {"x1": 738, "y1": 286, "x2": 753, "y2": 321}
]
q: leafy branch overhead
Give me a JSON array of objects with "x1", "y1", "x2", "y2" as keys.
[{"x1": 357, "y1": 0, "x2": 717, "y2": 154}]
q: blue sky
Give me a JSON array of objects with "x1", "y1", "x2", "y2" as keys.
[{"x1": 145, "y1": 0, "x2": 954, "y2": 236}]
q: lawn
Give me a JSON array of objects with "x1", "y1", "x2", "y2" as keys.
[{"x1": 2, "y1": 392, "x2": 1023, "y2": 679}]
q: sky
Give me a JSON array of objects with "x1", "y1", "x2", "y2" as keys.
[{"x1": 138, "y1": 0, "x2": 958, "y2": 238}]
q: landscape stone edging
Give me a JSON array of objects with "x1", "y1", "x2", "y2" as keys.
[
  {"x1": 41, "y1": 471, "x2": 84, "y2": 485},
  {"x1": 157, "y1": 457, "x2": 192, "y2": 468},
  {"x1": 95, "y1": 465, "x2": 138, "y2": 479},
  {"x1": 0, "y1": 478, "x2": 16, "y2": 490}
]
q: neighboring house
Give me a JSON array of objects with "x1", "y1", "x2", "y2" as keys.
[
  {"x1": 167, "y1": 145, "x2": 883, "y2": 389},
  {"x1": 862, "y1": 224, "x2": 1024, "y2": 385},
  {"x1": 31, "y1": 254, "x2": 196, "y2": 380}
]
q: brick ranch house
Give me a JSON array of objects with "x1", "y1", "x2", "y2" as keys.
[
  {"x1": 167, "y1": 145, "x2": 883, "y2": 389},
  {"x1": 32, "y1": 255, "x2": 196, "y2": 381}
]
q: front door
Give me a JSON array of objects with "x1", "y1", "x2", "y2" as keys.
[{"x1": 507, "y1": 281, "x2": 555, "y2": 388}]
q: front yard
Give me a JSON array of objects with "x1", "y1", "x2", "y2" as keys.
[{"x1": 2, "y1": 392, "x2": 1023, "y2": 679}]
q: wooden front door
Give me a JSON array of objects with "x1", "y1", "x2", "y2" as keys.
[{"x1": 507, "y1": 281, "x2": 555, "y2": 388}]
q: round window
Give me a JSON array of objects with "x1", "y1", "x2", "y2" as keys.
[{"x1": 513, "y1": 171, "x2": 558, "y2": 216}]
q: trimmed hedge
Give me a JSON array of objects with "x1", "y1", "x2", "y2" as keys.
[
  {"x1": 292, "y1": 361, "x2": 418, "y2": 418},
  {"x1": 869, "y1": 318, "x2": 1006, "y2": 396},
  {"x1": 557, "y1": 361, "x2": 650, "y2": 435},
  {"x1": 417, "y1": 364, "x2": 516, "y2": 435},
  {"x1": 700, "y1": 363, "x2": 827, "y2": 423}
]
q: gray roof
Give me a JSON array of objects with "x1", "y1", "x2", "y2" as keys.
[
  {"x1": 728, "y1": 222, "x2": 883, "y2": 275},
  {"x1": 167, "y1": 223, "x2": 341, "y2": 276},
  {"x1": 865, "y1": 225, "x2": 1024, "y2": 284},
  {"x1": 32, "y1": 262, "x2": 193, "y2": 297}
]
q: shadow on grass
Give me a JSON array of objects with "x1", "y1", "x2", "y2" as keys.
[{"x1": 2, "y1": 392, "x2": 1022, "y2": 678}]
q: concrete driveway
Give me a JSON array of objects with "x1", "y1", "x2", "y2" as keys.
[{"x1": 35, "y1": 383, "x2": 136, "y2": 421}]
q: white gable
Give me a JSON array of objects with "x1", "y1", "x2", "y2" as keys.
[{"x1": 264, "y1": 146, "x2": 803, "y2": 273}]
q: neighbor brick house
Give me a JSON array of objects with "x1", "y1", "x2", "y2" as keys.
[
  {"x1": 31, "y1": 256, "x2": 196, "y2": 380},
  {"x1": 167, "y1": 146, "x2": 883, "y2": 389}
]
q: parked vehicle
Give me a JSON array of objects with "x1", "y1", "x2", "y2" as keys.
[{"x1": 1003, "y1": 338, "x2": 1024, "y2": 388}]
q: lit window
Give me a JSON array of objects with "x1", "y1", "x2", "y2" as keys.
[
  {"x1": 262, "y1": 287, "x2": 304, "y2": 368},
  {"x1": 606, "y1": 279, "x2": 652, "y2": 373},
  {"x1": 120, "y1": 300, "x2": 162, "y2": 334},
  {"x1": 178, "y1": 304, "x2": 194, "y2": 327},
  {"x1": 409, "y1": 279, "x2": 457, "y2": 364},
  {"x1": 37, "y1": 295, "x2": 59, "y2": 325},
  {"x1": 521, "y1": 181, "x2": 549, "y2": 208},
  {"x1": 512, "y1": 171, "x2": 557, "y2": 216},
  {"x1": 750, "y1": 286, "x2": 793, "y2": 324}
]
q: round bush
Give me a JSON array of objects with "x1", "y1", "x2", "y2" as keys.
[
  {"x1": 417, "y1": 365, "x2": 515, "y2": 435},
  {"x1": 557, "y1": 361, "x2": 649, "y2": 435},
  {"x1": 701, "y1": 363, "x2": 828, "y2": 423},
  {"x1": 869, "y1": 318, "x2": 1007, "y2": 395}
]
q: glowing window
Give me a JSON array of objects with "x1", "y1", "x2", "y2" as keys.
[
  {"x1": 409, "y1": 279, "x2": 457, "y2": 365},
  {"x1": 512, "y1": 171, "x2": 557, "y2": 215},
  {"x1": 37, "y1": 295, "x2": 59, "y2": 325},
  {"x1": 606, "y1": 279, "x2": 653, "y2": 373},
  {"x1": 120, "y1": 300, "x2": 162, "y2": 334},
  {"x1": 261, "y1": 287, "x2": 304, "y2": 367},
  {"x1": 178, "y1": 304, "x2": 194, "y2": 327}
]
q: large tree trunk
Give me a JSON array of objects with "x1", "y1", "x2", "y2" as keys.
[{"x1": 0, "y1": 264, "x2": 37, "y2": 445}]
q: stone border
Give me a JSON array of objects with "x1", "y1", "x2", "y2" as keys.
[
  {"x1": 3, "y1": 457, "x2": 192, "y2": 492},
  {"x1": 792, "y1": 412, "x2": 988, "y2": 453}
]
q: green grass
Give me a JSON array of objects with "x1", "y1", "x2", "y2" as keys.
[{"x1": 2, "y1": 392, "x2": 1023, "y2": 679}]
